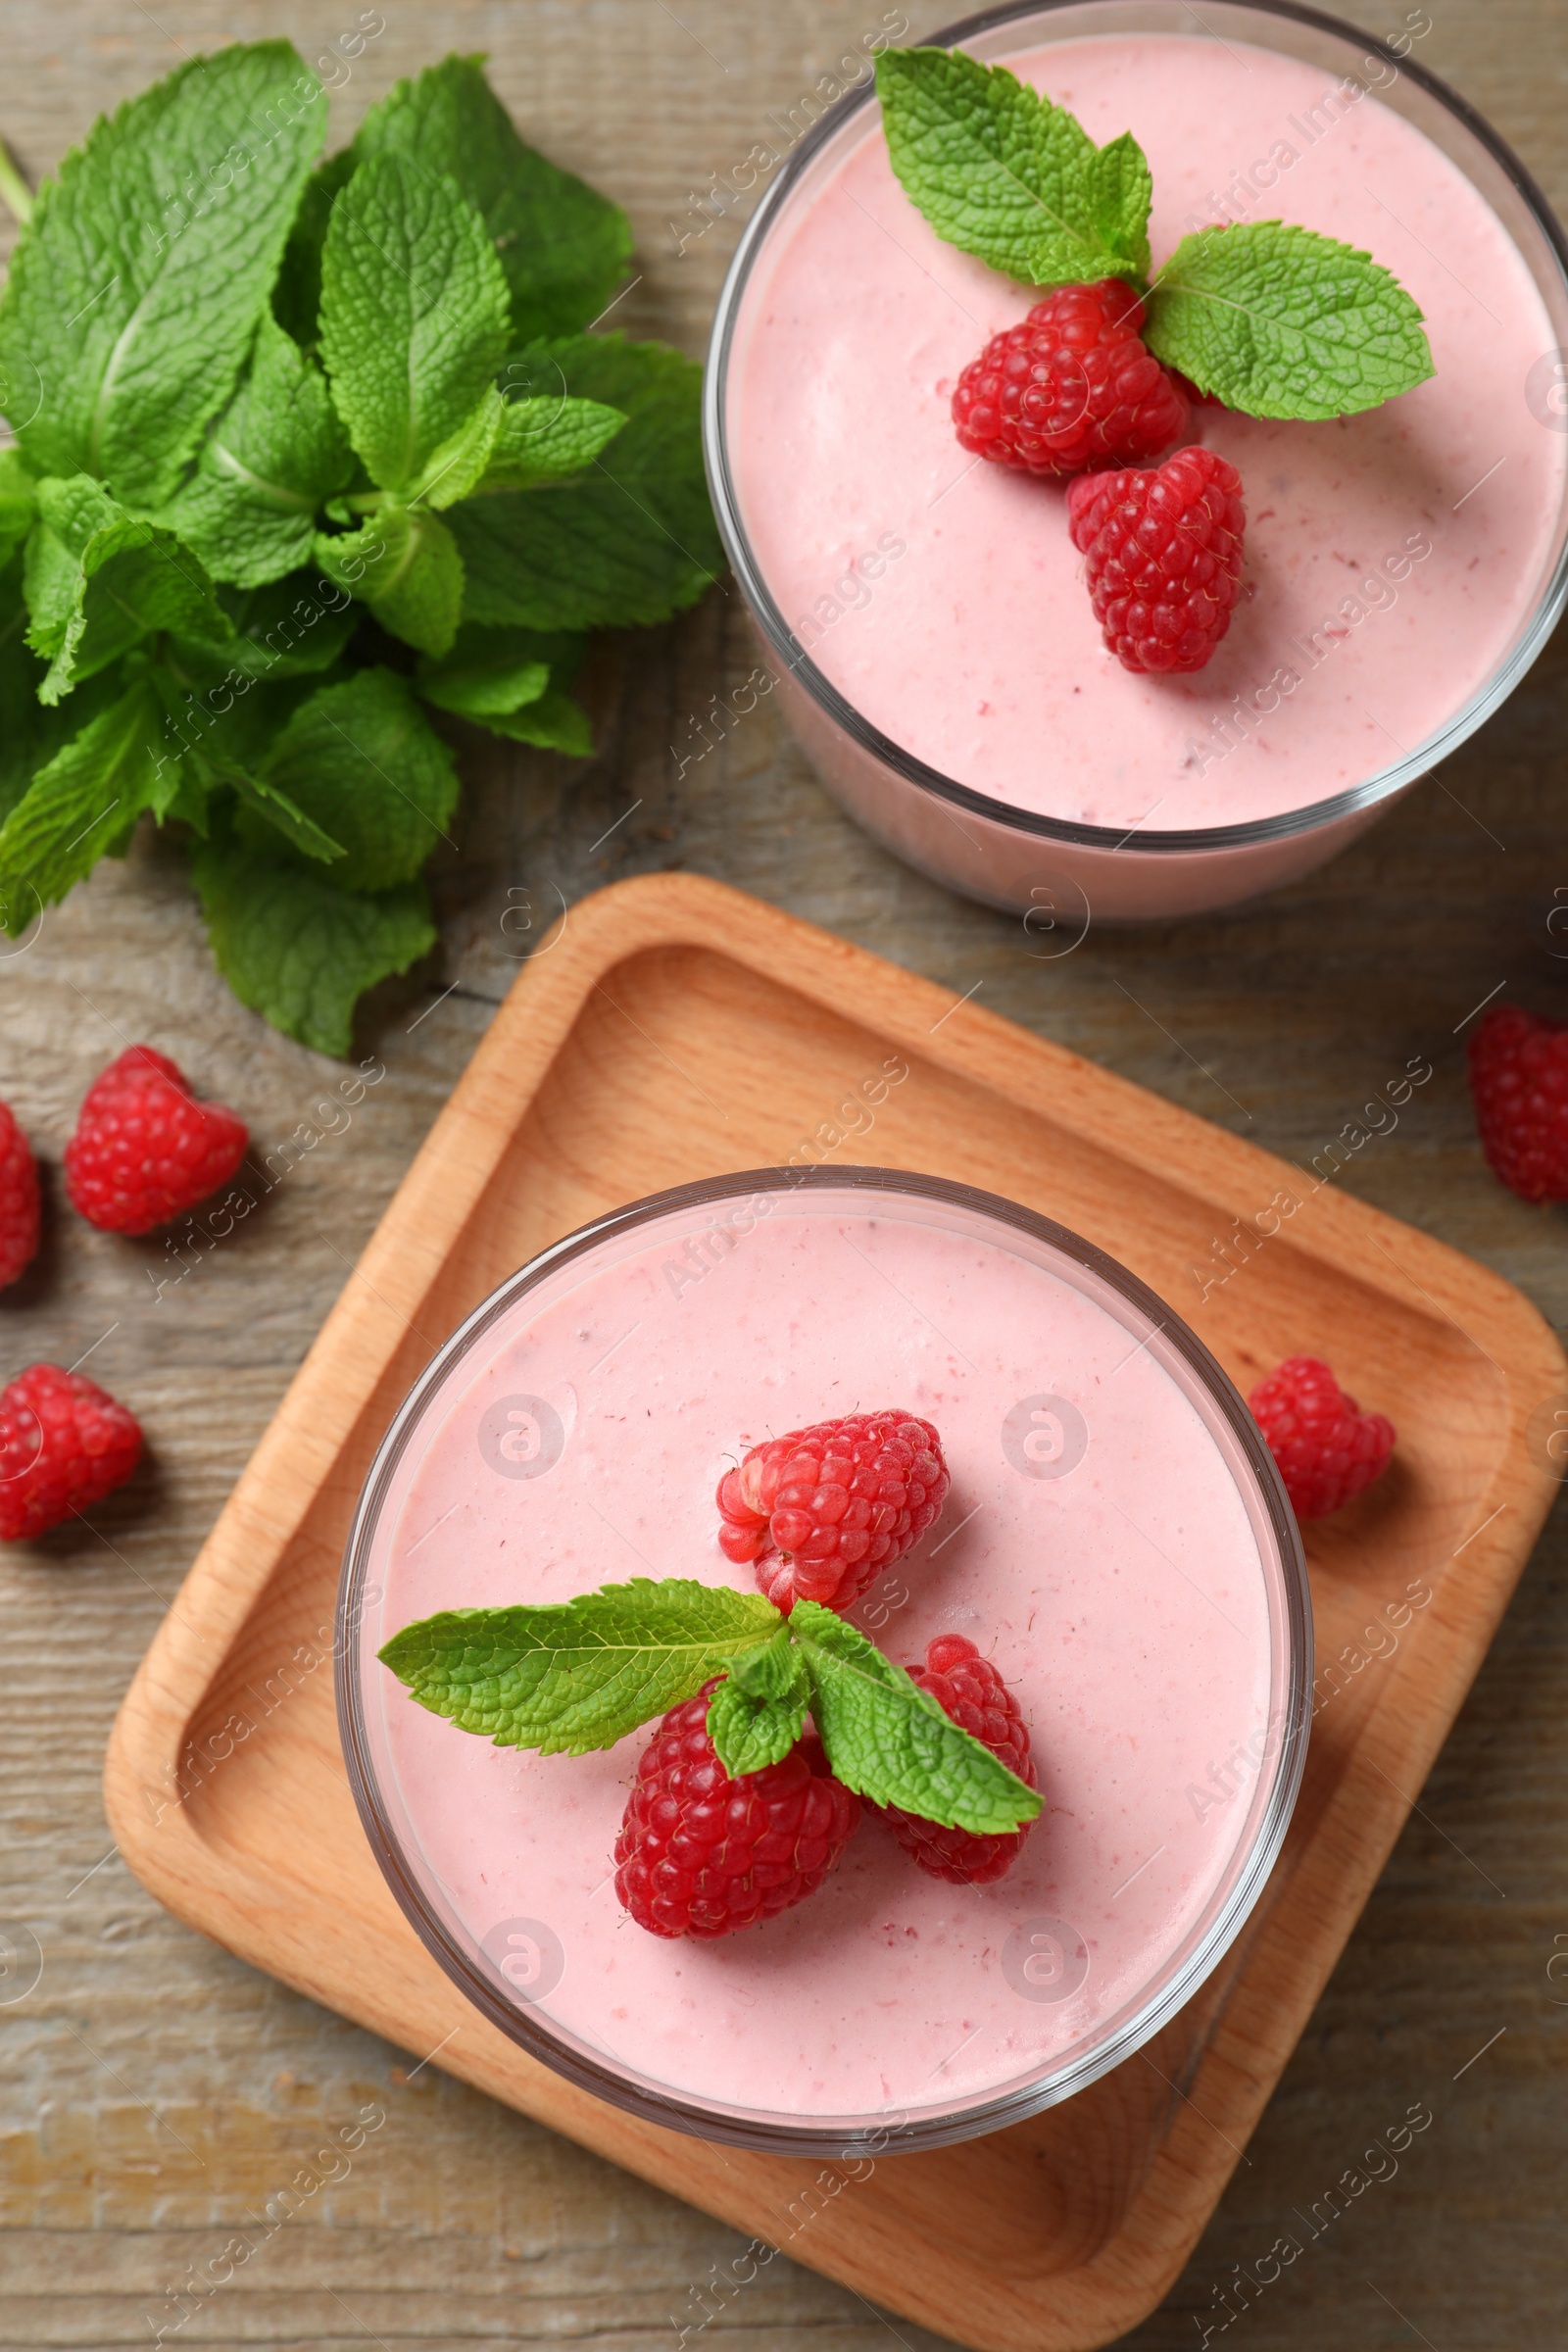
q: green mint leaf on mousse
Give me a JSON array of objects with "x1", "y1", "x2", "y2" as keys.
[
  {"x1": 190, "y1": 827, "x2": 437, "y2": 1056},
  {"x1": 1089, "y1": 130, "x2": 1153, "y2": 285},
  {"x1": 0, "y1": 44, "x2": 325, "y2": 507},
  {"x1": 157, "y1": 316, "x2": 355, "y2": 587},
  {"x1": 1142, "y1": 222, "x2": 1434, "y2": 419},
  {"x1": 873, "y1": 46, "x2": 1152, "y2": 289},
  {"x1": 380, "y1": 1579, "x2": 1039, "y2": 1834},
  {"x1": 706, "y1": 1632, "x2": 812, "y2": 1776},
  {"x1": 379, "y1": 1581, "x2": 784, "y2": 1756},
  {"x1": 345, "y1": 54, "x2": 634, "y2": 341},
  {"x1": 789, "y1": 1602, "x2": 1040, "y2": 1834},
  {"x1": 318, "y1": 153, "x2": 512, "y2": 495}
]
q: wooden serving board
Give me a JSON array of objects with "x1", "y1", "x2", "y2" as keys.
[{"x1": 105, "y1": 873, "x2": 1563, "y2": 2352}]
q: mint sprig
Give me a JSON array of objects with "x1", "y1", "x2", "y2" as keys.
[
  {"x1": 379, "y1": 1579, "x2": 1042, "y2": 1837},
  {"x1": 875, "y1": 47, "x2": 1434, "y2": 421},
  {"x1": 0, "y1": 46, "x2": 723, "y2": 1054}
]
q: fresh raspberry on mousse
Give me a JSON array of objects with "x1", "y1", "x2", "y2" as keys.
[
  {"x1": 1466, "y1": 1004, "x2": 1568, "y2": 1202},
  {"x1": 613, "y1": 1683, "x2": 859, "y2": 1939},
  {"x1": 64, "y1": 1046, "x2": 249, "y2": 1237},
  {"x1": 715, "y1": 1409, "x2": 950, "y2": 1612},
  {"x1": 1249, "y1": 1356, "x2": 1395, "y2": 1522},
  {"x1": 952, "y1": 278, "x2": 1190, "y2": 477},
  {"x1": 1067, "y1": 446, "x2": 1246, "y2": 674},
  {"x1": 0, "y1": 1364, "x2": 144, "y2": 1542},
  {"x1": 0, "y1": 1101, "x2": 40, "y2": 1289},
  {"x1": 879, "y1": 1635, "x2": 1039, "y2": 1885}
]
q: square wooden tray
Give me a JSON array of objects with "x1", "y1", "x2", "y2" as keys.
[{"x1": 106, "y1": 872, "x2": 1563, "y2": 2352}]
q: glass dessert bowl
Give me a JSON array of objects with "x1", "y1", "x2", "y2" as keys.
[
  {"x1": 704, "y1": 0, "x2": 1568, "y2": 923},
  {"x1": 338, "y1": 1167, "x2": 1310, "y2": 2156}
]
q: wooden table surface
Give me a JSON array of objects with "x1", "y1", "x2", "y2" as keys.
[{"x1": 2, "y1": 3, "x2": 1566, "y2": 2346}]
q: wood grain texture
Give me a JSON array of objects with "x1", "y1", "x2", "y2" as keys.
[
  {"x1": 98, "y1": 871, "x2": 1566, "y2": 2352},
  {"x1": 1, "y1": 3, "x2": 1567, "y2": 2349}
]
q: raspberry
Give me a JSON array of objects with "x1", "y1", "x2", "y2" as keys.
[
  {"x1": 881, "y1": 1636, "x2": 1037, "y2": 1885},
  {"x1": 64, "y1": 1047, "x2": 248, "y2": 1236},
  {"x1": 613, "y1": 1684, "x2": 858, "y2": 1938},
  {"x1": 951, "y1": 280, "x2": 1189, "y2": 477},
  {"x1": 1249, "y1": 1356, "x2": 1395, "y2": 1522},
  {"x1": 1467, "y1": 1004, "x2": 1568, "y2": 1201},
  {"x1": 0, "y1": 1364, "x2": 143, "y2": 1541},
  {"x1": 1067, "y1": 446, "x2": 1246, "y2": 673},
  {"x1": 0, "y1": 1102, "x2": 40, "y2": 1289},
  {"x1": 715, "y1": 1410, "x2": 950, "y2": 1613}
]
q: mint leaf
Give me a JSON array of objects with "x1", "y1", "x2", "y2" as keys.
[
  {"x1": 191, "y1": 829, "x2": 436, "y2": 1055},
  {"x1": 174, "y1": 575, "x2": 357, "y2": 682},
  {"x1": 0, "y1": 675, "x2": 163, "y2": 920},
  {"x1": 407, "y1": 387, "x2": 505, "y2": 510},
  {"x1": 1143, "y1": 223, "x2": 1434, "y2": 419},
  {"x1": 379, "y1": 1580, "x2": 783, "y2": 1756},
  {"x1": 475, "y1": 684, "x2": 593, "y2": 756},
  {"x1": 416, "y1": 649, "x2": 550, "y2": 720},
  {"x1": 272, "y1": 147, "x2": 358, "y2": 347},
  {"x1": 319, "y1": 152, "x2": 511, "y2": 493},
  {"x1": 348, "y1": 54, "x2": 633, "y2": 341},
  {"x1": 316, "y1": 507, "x2": 465, "y2": 657},
  {"x1": 220, "y1": 764, "x2": 345, "y2": 863},
  {"x1": 0, "y1": 44, "x2": 325, "y2": 506},
  {"x1": 790, "y1": 1602, "x2": 1041, "y2": 1834},
  {"x1": 450, "y1": 335, "x2": 720, "y2": 629},
  {"x1": 474, "y1": 394, "x2": 626, "y2": 490},
  {"x1": 157, "y1": 317, "x2": 354, "y2": 587},
  {"x1": 25, "y1": 479, "x2": 231, "y2": 704},
  {"x1": 0, "y1": 452, "x2": 36, "y2": 568},
  {"x1": 707, "y1": 1633, "x2": 811, "y2": 1776},
  {"x1": 0, "y1": 567, "x2": 59, "y2": 826},
  {"x1": 874, "y1": 47, "x2": 1150, "y2": 288},
  {"x1": 247, "y1": 668, "x2": 459, "y2": 889},
  {"x1": 1090, "y1": 131, "x2": 1152, "y2": 284},
  {"x1": 416, "y1": 621, "x2": 591, "y2": 750},
  {"x1": 23, "y1": 476, "x2": 120, "y2": 655}
]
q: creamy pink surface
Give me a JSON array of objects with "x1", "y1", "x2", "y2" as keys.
[
  {"x1": 369, "y1": 1199, "x2": 1282, "y2": 2124},
  {"x1": 727, "y1": 34, "x2": 1567, "y2": 832}
]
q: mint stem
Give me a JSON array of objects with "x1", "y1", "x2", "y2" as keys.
[{"x1": 0, "y1": 131, "x2": 33, "y2": 226}]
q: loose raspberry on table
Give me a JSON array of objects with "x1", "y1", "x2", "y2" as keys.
[
  {"x1": 1066, "y1": 446, "x2": 1246, "y2": 674},
  {"x1": 951, "y1": 280, "x2": 1190, "y2": 478},
  {"x1": 64, "y1": 1047, "x2": 249, "y2": 1237},
  {"x1": 880, "y1": 1636, "x2": 1038, "y2": 1885},
  {"x1": 613, "y1": 1684, "x2": 859, "y2": 1938},
  {"x1": 715, "y1": 1410, "x2": 950, "y2": 1612},
  {"x1": 0, "y1": 1102, "x2": 40, "y2": 1289},
  {"x1": 1467, "y1": 1004, "x2": 1568, "y2": 1202},
  {"x1": 0, "y1": 1364, "x2": 144, "y2": 1541},
  {"x1": 1249, "y1": 1356, "x2": 1395, "y2": 1523}
]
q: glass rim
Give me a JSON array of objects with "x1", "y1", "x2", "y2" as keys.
[
  {"x1": 336, "y1": 1164, "x2": 1313, "y2": 2157},
  {"x1": 702, "y1": 0, "x2": 1568, "y2": 857}
]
